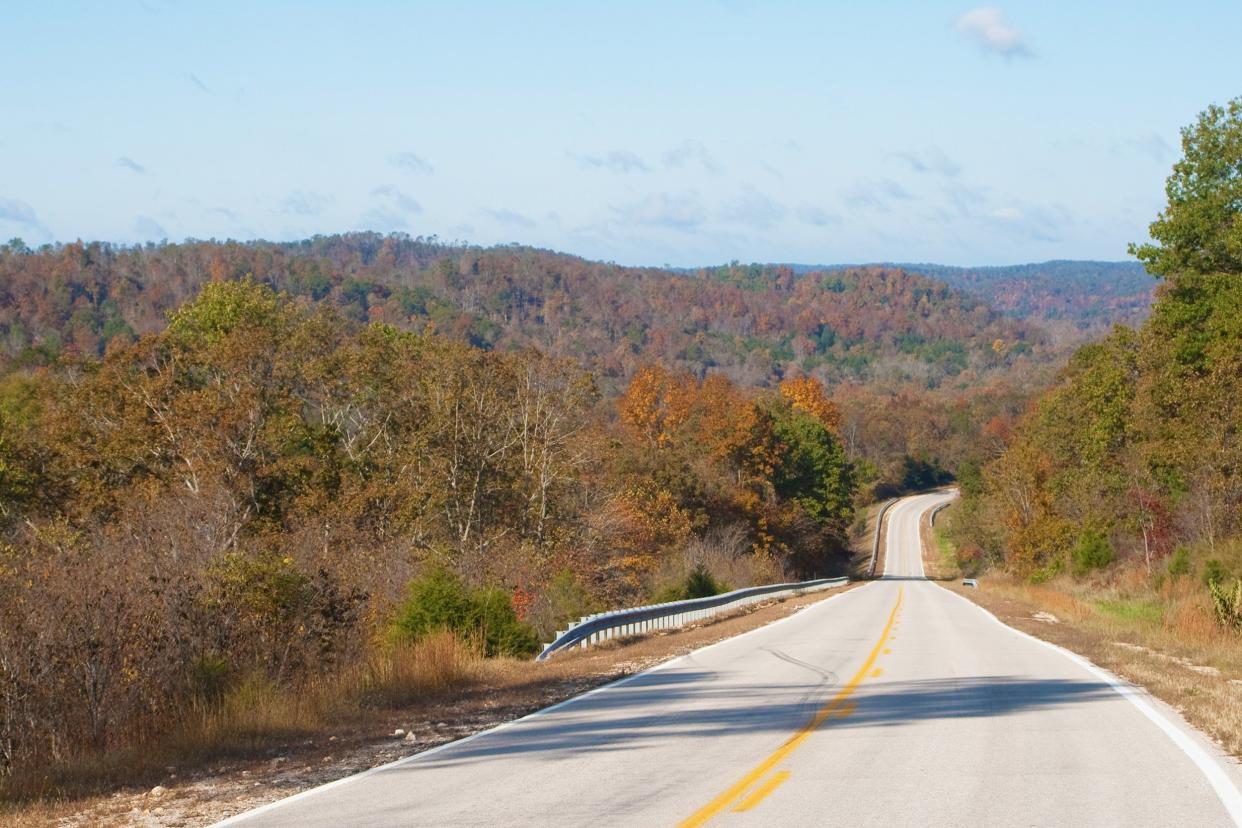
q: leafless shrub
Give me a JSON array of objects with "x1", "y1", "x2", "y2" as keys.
[{"x1": 656, "y1": 523, "x2": 784, "y2": 594}]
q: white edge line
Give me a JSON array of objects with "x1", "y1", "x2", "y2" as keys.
[
  {"x1": 935, "y1": 582, "x2": 1242, "y2": 827},
  {"x1": 211, "y1": 580, "x2": 874, "y2": 826}
]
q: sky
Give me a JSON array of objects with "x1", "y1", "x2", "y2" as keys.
[{"x1": 2, "y1": 1, "x2": 1239, "y2": 268}]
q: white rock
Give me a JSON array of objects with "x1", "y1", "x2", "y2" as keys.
[
  {"x1": 404, "y1": 731, "x2": 417, "y2": 743},
  {"x1": 393, "y1": 728, "x2": 406, "y2": 737},
  {"x1": 149, "y1": 785, "x2": 167, "y2": 798}
]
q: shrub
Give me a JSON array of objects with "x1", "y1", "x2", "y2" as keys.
[
  {"x1": 1167, "y1": 546, "x2": 1192, "y2": 578},
  {"x1": 1070, "y1": 530, "x2": 1113, "y2": 577},
  {"x1": 654, "y1": 564, "x2": 729, "y2": 603},
  {"x1": 685, "y1": 565, "x2": 728, "y2": 598},
  {"x1": 1203, "y1": 558, "x2": 1228, "y2": 587},
  {"x1": 391, "y1": 568, "x2": 540, "y2": 658},
  {"x1": 956, "y1": 543, "x2": 984, "y2": 577}
]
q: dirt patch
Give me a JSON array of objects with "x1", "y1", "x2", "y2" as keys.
[{"x1": 2, "y1": 583, "x2": 862, "y2": 828}]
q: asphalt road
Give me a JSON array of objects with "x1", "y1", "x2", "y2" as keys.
[{"x1": 218, "y1": 491, "x2": 1242, "y2": 827}]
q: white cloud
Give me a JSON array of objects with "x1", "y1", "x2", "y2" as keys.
[
  {"x1": 133, "y1": 215, "x2": 167, "y2": 239},
  {"x1": 370, "y1": 186, "x2": 422, "y2": 214},
  {"x1": 184, "y1": 72, "x2": 210, "y2": 94},
  {"x1": 720, "y1": 185, "x2": 786, "y2": 229},
  {"x1": 117, "y1": 156, "x2": 146, "y2": 174},
  {"x1": 361, "y1": 208, "x2": 409, "y2": 230},
  {"x1": 281, "y1": 190, "x2": 334, "y2": 216},
  {"x1": 485, "y1": 208, "x2": 536, "y2": 228},
  {"x1": 1111, "y1": 133, "x2": 1174, "y2": 163},
  {"x1": 796, "y1": 205, "x2": 841, "y2": 227},
  {"x1": 610, "y1": 192, "x2": 706, "y2": 231},
  {"x1": 0, "y1": 197, "x2": 40, "y2": 227},
  {"x1": 391, "y1": 152, "x2": 434, "y2": 174},
  {"x1": 941, "y1": 182, "x2": 990, "y2": 218},
  {"x1": 572, "y1": 149, "x2": 650, "y2": 174},
  {"x1": 362, "y1": 187, "x2": 423, "y2": 229},
  {"x1": 956, "y1": 7, "x2": 1032, "y2": 59},
  {"x1": 892, "y1": 147, "x2": 962, "y2": 177},
  {"x1": 663, "y1": 140, "x2": 720, "y2": 173},
  {"x1": 844, "y1": 179, "x2": 912, "y2": 210},
  {"x1": 987, "y1": 203, "x2": 1071, "y2": 242}
]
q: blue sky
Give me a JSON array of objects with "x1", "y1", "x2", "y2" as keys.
[{"x1": 2, "y1": 1, "x2": 1238, "y2": 267}]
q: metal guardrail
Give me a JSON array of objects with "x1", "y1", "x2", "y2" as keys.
[
  {"x1": 867, "y1": 498, "x2": 899, "y2": 578},
  {"x1": 537, "y1": 576, "x2": 849, "y2": 661}
]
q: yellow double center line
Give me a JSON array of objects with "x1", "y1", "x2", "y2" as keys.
[{"x1": 678, "y1": 586, "x2": 904, "y2": 827}]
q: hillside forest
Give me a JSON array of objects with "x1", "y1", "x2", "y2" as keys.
[{"x1": 949, "y1": 97, "x2": 1242, "y2": 635}]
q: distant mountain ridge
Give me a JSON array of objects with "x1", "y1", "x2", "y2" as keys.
[
  {"x1": 0, "y1": 234, "x2": 1050, "y2": 393},
  {"x1": 776, "y1": 259, "x2": 1155, "y2": 337}
]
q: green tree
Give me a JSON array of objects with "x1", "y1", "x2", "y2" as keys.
[
  {"x1": 1070, "y1": 530, "x2": 1114, "y2": 577},
  {"x1": 769, "y1": 401, "x2": 855, "y2": 538},
  {"x1": 1131, "y1": 97, "x2": 1242, "y2": 279}
]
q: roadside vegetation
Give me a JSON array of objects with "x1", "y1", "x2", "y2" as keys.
[
  {"x1": 0, "y1": 279, "x2": 859, "y2": 802},
  {"x1": 944, "y1": 97, "x2": 1242, "y2": 738},
  {"x1": 0, "y1": 587, "x2": 850, "y2": 828},
  {"x1": 923, "y1": 507, "x2": 961, "y2": 581}
]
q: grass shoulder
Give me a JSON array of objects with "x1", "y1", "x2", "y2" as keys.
[{"x1": 918, "y1": 500, "x2": 961, "y2": 581}]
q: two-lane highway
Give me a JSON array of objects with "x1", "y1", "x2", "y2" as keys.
[{"x1": 219, "y1": 491, "x2": 1242, "y2": 826}]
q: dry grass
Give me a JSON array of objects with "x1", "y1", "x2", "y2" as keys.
[{"x1": 0, "y1": 631, "x2": 486, "y2": 806}]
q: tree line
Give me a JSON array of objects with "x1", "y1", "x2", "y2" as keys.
[{"x1": 0, "y1": 233, "x2": 1059, "y2": 501}]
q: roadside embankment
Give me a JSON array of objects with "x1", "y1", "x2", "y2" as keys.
[{"x1": 2, "y1": 582, "x2": 860, "y2": 828}]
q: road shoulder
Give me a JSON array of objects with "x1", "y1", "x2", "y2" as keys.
[{"x1": 918, "y1": 513, "x2": 1242, "y2": 768}]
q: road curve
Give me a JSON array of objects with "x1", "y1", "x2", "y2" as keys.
[{"x1": 217, "y1": 491, "x2": 1242, "y2": 827}]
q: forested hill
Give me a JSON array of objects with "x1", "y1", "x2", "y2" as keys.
[
  {"x1": 788, "y1": 259, "x2": 1155, "y2": 340},
  {"x1": 0, "y1": 235, "x2": 1049, "y2": 392}
]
